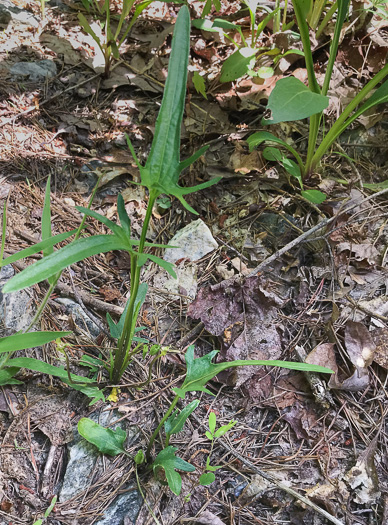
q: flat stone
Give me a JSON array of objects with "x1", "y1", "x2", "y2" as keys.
[
  {"x1": 10, "y1": 60, "x2": 57, "y2": 82},
  {"x1": 54, "y1": 297, "x2": 101, "y2": 338},
  {"x1": 95, "y1": 489, "x2": 142, "y2": 525},
  {"x1": 164, "y1": 219, "x2": 218, "y2": 264},
  {"x1": 0, "y1": 265, "x2": 34, "y2": 332}
]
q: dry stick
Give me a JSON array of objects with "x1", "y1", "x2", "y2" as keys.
[
  {"x1": 217, "y1": 437, "x2": 345, "y2": 525},
  {"x1": 247, "y1": 187, "x2": 388, "y2": 278}
]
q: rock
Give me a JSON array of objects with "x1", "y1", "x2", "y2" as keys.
[
  {"x1": 54, "y1": 297, "x2": 101, "y2": 338},
  {"x1": 0, "y1": 0, "x2": 39, "y2": 28},
  {"x1": 0, "y1": 265, "x2": 34, "y2": 332},
  {"x1": 164, "y1": 219, "x2": 218, "y2": 264},
  {"x1": 10, "y1": 60, "x2": 57, "y2": 82},
  {"x1": 95, "y1": 490, "x2": 142, "y2": 525},
  {"x1": 60, "y1": 409, "x2": 140, "y2": 502}
]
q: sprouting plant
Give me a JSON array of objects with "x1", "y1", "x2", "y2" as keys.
[
  {"x1": 248, "y1": 0, "x2": 388, "y2": 201},
  {"x1": 193, "y1": 2, "x2": 280, "y2": 82},
  {"x1": 199, "y1": 412, "x2": 236, "y2": 486},
  {"x1": 78, "y1": 0, "x2": 153, "y2": 77},
  {"x1": 1, "y1": 6, "x2": 219, "y2": 391},
  {"x1": 33, "y1": 495, "x2": 57, "y2": 525},
  {"x1": 78, "y1": 345, "x2": 333, "y2": 495}
]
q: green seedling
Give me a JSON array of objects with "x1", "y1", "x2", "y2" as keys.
[
  {"x1": 78, "y1": 417, "x2": 130, "y2": 456},
  {"x1": 78, "y1": 0, "x2": 153, "y2": 77},
  {"x1": 33, "y1": 495, "x2": 57, "y2": 525},
  {"x1": 193, "y1": 3, "x2": 280, "y2": 83},
  {"x1": 199, "y1": 412, "x2": 236, "y2": 486},
  {"x1": 248, "y1": 0, "x2": 388, "y2": 195}
]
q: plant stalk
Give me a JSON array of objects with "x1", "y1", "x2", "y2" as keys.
[
  {"x1": 310, "y1": 63, "x2": 388, "y2": 172},
  {"x1": 111, "y1": 191, "x2": 158, "y2": 384},
  {"x1": 146, "y1": 394, "x2": 180, "y2": 462}
]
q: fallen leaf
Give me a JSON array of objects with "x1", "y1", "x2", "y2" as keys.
[{"x1": 344, "y1": 437, "x2": 380, "y2": 505}]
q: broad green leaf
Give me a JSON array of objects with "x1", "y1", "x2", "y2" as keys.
[
  {"x1": 282, "y1": 158, "x2": 303, "y2": 188},
  {"x1": 78, "y1": 418, "x2": 127, "y2": 456},
  {"x1": 247, "y1": 131, "x2": 304, "y2": 171},
  {"x1": 1, "y1": 229, "x2": 78, "y2": 267},
  {"x1": 0, "y1": 331, "x2": 70, "y2": 354},
  {"x1": 220, "y1": 48, "x2": 257, "y2": 83},
  {"x1": 165, "y1": 399, "x2": 200, "y2": 437},
  {"x1": 6, "y1": 357, "x2": 96, "y2": 384},
  {"x1": 193, "y1": 71, "x2": 207, "y2": 99},
  {"x1": 2, "y1": 235, "x2": 127, "y2": 293},
  {"x1": 136, "y1": 6, "x2": 221, "y2": 214},
  {"x1": 107, "y1": 283, "x2": 148, "y2": 339},
  {"x1": 152, "y1": 446, "x2": 195, "y2": 496},
  {"x1": 301, "y1": 190, "x2": 326, "y2": 204},
  {"x1": 199, "y1": 472, "x2": 215, "y2": 485},
  {"x1": 208, "y1": 411, "x2": 216, "y2": 434},
  {"x1": 0, "y1": 367, "x2": 23, "y2": 386},
  {"x1": 173, "y1": 346, "x2": 334, "y2": 398},
  {"x1": 263, "y1": 146, "x2": 283, "y2": 161},
  {"x1": 263, "y1": 77, "x2": 329, "y2": 125}
]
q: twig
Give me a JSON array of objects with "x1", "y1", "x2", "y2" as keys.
[
  {"x1": 247, "y1": 187, "x2": 388, "y2": 277},
  {"x1": 217, "y1": 437, "x2": 345, "y2": 525}
]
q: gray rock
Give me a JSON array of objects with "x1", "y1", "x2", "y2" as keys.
[
  {"x1": 164, "y1": 219, "x2": 218, "y2": 264},
  {"x1": 0, "y1": 265, "x2": 34, "y2": 332},
  {"x1": 10, "y1": 60, "x2": 57, "y2": 82},
  {"x1": 54, "y1": 297, "x2": 101, "y2": 338},
  {"x1": 95, "y1": 489, "x2": 142, "y2": 525},
  {"x1": 60, "y1": 409, "x2": 140, "y2": 502},
  {"x1": 0, "y1": 0, "x2": 39, "y2": 28}
]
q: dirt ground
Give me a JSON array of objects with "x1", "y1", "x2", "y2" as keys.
[{"x1": 0, "y1": 0, "x2": 388, "y2": 524}]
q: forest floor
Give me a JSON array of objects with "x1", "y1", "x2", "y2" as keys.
[{"x1": 0, "y1": 0, "x2": 388, "y2": 524}]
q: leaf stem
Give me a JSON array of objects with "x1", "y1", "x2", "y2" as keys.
[{"x1": 146, "y1": 394, "x2": 180, "y2": 462}]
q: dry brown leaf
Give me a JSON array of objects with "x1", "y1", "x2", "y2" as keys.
[
  {"x1": 194, "y1": 511, "x2": 227, "y2": 525},
  {"x1": 371, "y1": 327, "x2": 388, "y2": 369}
]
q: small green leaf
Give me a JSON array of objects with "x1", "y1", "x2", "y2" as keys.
[
  {"x1": 42, "y1": 176, "x2": 53, "y2": 258},
  {"x1": 165, "y1": 399, "x2": 200, "y2": 436},
  {"x1": 117, "y1": 194, "x2": 131, "y2": 237},
  {"x1": 301, "y1": 190, "x2": 326, "y2": 204},
  {"x1": 78, "y1": 418, "x2": 127, "y2": 456},
  {"x1": 137, "y1": 254, "x2": 177, "y2": 278},
  {"x1": 205, "y1": 430, "x2": 213, "y2": 440},
  {"x1": 63, "y1": 381, "x2": 105, "y2": 405},
  {"x1": 263, "y1": 77, "x2": 329, "y2": 125},
  {"x1": 0, "y1": 367, "x2": 23, "y2": 386},
  {"x1": 214, "y1": 420, "x2": 237, "y2": 438},
  {"x1": 263, "y1": 146, "x2": 283, "y2": 161},
  {"x1": 152, "y1": 446, "x2": 195, "y2": 496},
  {"x1": 0, "y1": 331, "x2": 71, "y2": 354},
  {"x1": 107, "y1": 283, "x2": 148, "y2": 339},
  {"x1": 220, "y1": 48, "x2": 257, "y2": 83},
  {"x1": 208, "y1": 411, "x2": 216, "y2": 434},
  {"x1": 193, "y1": 71, "x2": 207, "y2": 99},
  {"x1": 134, "y1": 449, "x2": 145, "y2": 465},
  {"x1": 199, "y1": 472, "x2": 216, "y2": 485}
]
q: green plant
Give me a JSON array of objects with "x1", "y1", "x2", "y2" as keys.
[
  {"x1": 193, "y1": 2, "x2": 280, "y2": 82},
  {"x1": 78, "y1": 0, "x2": 153, "y2": 77},
  {"x1": 78, "y1": 345, "x2": 333, "y2": 495},
  {"x1": 199, "y1": 412, "x2": 236, "y2": 486},
  {"x1": 33, "y1": 495, "x2": 57, "y2": 525},
  {"x1": 248, "y1": 0, "x2": 388, "y2": 193},
  {"x1": 1, "y1": 6, "x2": 219, "y2": 389}
]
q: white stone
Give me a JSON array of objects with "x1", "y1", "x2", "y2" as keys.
[{"x1": 164, "y1": 219, "x2": 218, "y2": 263}]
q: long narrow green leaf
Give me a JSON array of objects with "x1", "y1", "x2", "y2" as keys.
[
  {"x1": 0, "y1": 331, "x2": 70, "y2": 353},
  {"x1": 2, "y1": 235, "x2": 127, "y2": 293},
  {"x1": 42, "y1": 176, "x2": 53, "y2": 258},
  {"x1": 6, "y1": 357, "x2": 96, "y2": 383},
  {"x1": 173, "y1": 346, "x2": 334, "y2": 398},
  {"x1": 1, "y1": 229, "x2": 78, "y2": 267},
  {"x1": 0, "y1": 367, "x2": 23, "y2": 386},
  {"x1": 78, "y1": 13, "x2": 104, "y2": 52}
]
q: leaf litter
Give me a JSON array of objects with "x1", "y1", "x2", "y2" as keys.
[{"x1": 1, "y1": 0, "x2": 388, "y2": 523}]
